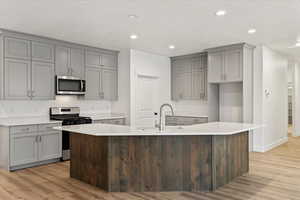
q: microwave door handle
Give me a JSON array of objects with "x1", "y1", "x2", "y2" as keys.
[{"x1": 81, "y1": 80, "x2": 84, "y2": 91}]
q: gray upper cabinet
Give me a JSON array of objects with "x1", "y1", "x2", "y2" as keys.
[
  {"x1": 31, "y1": 41, "x2": 54, "y2": 63},
  {"x1": 171, "y1": 53, "x2": 207, "y2": 101},
  {"x1": 224, "y1": 48, "x2": 243, "y2": 82},
  {"x1": 207, "y1": 51, "x2": 223, "y2": 83},
  {"x1": 31, "y1": 61, "x2": 55, "y2": 100},
  {"x1": 102, "y1": 53, "x2": 117, "y2": 69},
  {"x1": 85, "y1": 67, "x2": 102, "y2": 100},
  {"x1": 70, "y1": 48, "x2": 84, "y2": 78},
  {"x1": 4, "y1": 59, "x2": 31, "y2": 100},
  {"x1": 207, "y1": 43, "x2": 253, "y2": 83},
  {"x1": 102, "y1": 69, "x2": 117, "y2": 100},
  {"x1": 85, "y1": 49, "x2": 118, "y2": 69},
  {"x1": 55, "y1": 45, "x2": 84, "y2": 79},
  {"x1": 4, "y1": 37, "x2": 31, "y2": 60},
  {"x1": 85, "y1": 50, "x2": 102, "y2": 67},
  {"x1": 55, "y1": 46, "x2": 70, "y2": 76},
  {"x1": 1, "y1": 30, "x2": 118, "y2": 101},
  {"x1": 85, "y1": 67, "x2": 118, "y2": 101}
]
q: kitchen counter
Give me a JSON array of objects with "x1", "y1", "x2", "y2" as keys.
[
  {"x1": 55, "y1": 122, "x2": 259, "y2": 136},
  {"x1": 0, "y1": 116, "x2": 61, "y2": 126},
  {"x1": 66, "y1": 121, "x2": 258, "y2": 192}
]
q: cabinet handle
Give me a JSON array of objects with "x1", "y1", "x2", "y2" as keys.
[{"x1": 39, "y1": 135, "x2": 42, "y2": 142}]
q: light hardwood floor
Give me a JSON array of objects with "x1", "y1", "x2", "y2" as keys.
[{"x1": 1, "y1": 137, "x2": 300, "y2": 200}]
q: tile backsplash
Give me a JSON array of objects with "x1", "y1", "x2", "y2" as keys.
[{"x1": 0, "y1": 96, "x2": 111, "y2": 118}]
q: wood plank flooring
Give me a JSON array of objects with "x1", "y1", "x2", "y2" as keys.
[{"x1": 1, "y1": 136, "x2": 300, "y2": 199}]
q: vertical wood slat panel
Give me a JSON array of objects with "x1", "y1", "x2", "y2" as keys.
[
  {"x1": 213, "y1": 132, "x2": 249, "y2": 190},
  {"x1": 70, "y1": 133, "x2": 248, "y2": 192}
]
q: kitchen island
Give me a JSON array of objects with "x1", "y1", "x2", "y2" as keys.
[{"x1": 56, "y1": 122, "x2": 258, "y2": 192}]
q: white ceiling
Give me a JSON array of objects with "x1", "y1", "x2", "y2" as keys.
[{"x1": 0, "y1": 0, "x2": 300, "y2": 58}]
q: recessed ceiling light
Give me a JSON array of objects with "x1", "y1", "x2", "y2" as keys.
[
  {"x1": 169, "y1": 45, "x2": 175, "y2": 49},
  {"x1": 215, "y1": 10, "x2": 227, "y2": 16},
  {"x1": 296, "y1": 42, "x2": 300, "y2": 47},
  {"x1": 248, "y1": 29, "x2": 257, "y2": 34},
  {"x1": 128, "y1": 14, "x2": 138, "y2": 19},
  {"x1": 130, "y1": 34, "x2": 138, "y2": 39}
]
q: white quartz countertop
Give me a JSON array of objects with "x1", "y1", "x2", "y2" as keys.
[
  {"x1": 82, "y1": 113, "x2": 126, "y2": 121},
  {"x1": 0, "y1": 116, "x2": 62, "y2": 126},
  {"x1": 54, "y1": 122, "x2": 260, "y2": 136}
]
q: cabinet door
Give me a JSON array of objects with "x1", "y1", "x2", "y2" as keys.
[
  {"x1": 4, "y1": 37, "x2": 31, "y2": 60},
  {"x1": 31, "y1": 61, "x2": 55, "y2": 100},
  {"x1": 38, "y1": 131, "x2": 62, "y2": 161},
  {"x1": 173, "y1": 72, "x2": 191, "y2": 100},
  {"x1": 55, "y1": 46, "x2": 70, "y2": 76},
  {"x1": 10, "y1": 133, "x2": 38, "y2": 166},
  {"x1": 32, "y1": 41, "x2": 54, "y2": 63},
  {"x1": 85, "y1": 50, "x2": 102, "y2": 67},
  {"x1": 102, "y1": 69, "x2": 117, "y2": 100},
  {"x1": 224, "y1": 49, "x2": 243, "y2": 82},
  {"x1": 4, "y1": 59, "x2": 31, "y2": 100},
  {"x1": 208, "y1": 51, "x2": 223, "y2": 83},
  {"x1": 101, "y1": 53, "x2": 117, "y2": 69},
  {"x1": 192, "y1": 70, "x2": 206, "y2": 100},
  {"x1": 85, "y1": 67, "x2": 102, "y2": 100},
  {"x1": 172, "y1": 59, "x2": 191, "y2": 74},
  {"x1": 70, "y1": 48, "x2": 84, "y2": 78}
]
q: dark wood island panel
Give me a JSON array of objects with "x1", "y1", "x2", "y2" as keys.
[{"x1": 70, "y1": 132, "x2": 248, "y2": 192}]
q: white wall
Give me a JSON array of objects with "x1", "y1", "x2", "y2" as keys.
[
  {"x1": 253, "y1": 45, "x2": 288, "y2": 152},
  {"x1": 129, "y1": 49, "x2": 171, "y2": 127},
  {"x1": 0, "y1": 96, "x2": 111, "y2": 118},
  {"x1": 111, "y1": 48, "x2": 131, "y2": 124},
  {"x1": 293, "y1": 62, "x2": 300, "y2": 136}
]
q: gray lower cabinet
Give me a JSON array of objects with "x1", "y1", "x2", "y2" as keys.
[
  {"x1": 31, "y1": 61, "x2": 55, "y2": 100},
  {"x1": 85, "y1": 67, "x2": 118, "y2": 100},
  {"x1": 9, "y1": 123, "x2": 62, "y2": 170},
  {"x1": 4, "y1": 59, "x2": 31, "y2": 100},
  {"x1": 171, "y1": 53, "x2": 207, "y2": 100},
  {"x1": 4, "y1": 37, "x2": 31, "y2": 60},
  {"x1": 10, "y1": 132, "x2": 38, "y2": 166},
  {"x1": 93, "y1": 118, "x2": 125, "y2": 125},
  {"x1": 166, "y1": 116, "x2": 208, "y2": 126},
  {"x1": 55, "y1": 45, "x2": 84, "y2": 79}
]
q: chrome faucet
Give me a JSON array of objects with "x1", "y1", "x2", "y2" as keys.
[{"x1": 158, "y1": 103, "x2": 174, "y2": 131}]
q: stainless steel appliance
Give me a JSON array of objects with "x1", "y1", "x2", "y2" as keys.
[
  {"x1": 49, "y1": 107, "x2": 92, "y2": 160},
  {"x1": 56, "y1": 76, "x2": 86, "y2": 95}
]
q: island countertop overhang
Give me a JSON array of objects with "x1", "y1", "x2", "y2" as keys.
[{"x1": 53, "y1": 122, "x2": 260, "y2": 136}]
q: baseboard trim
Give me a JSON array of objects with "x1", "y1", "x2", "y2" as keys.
[
  {"x1": 10, "y1": 158, "x2": 60, "y2": 171},
  {"x1": 254, "y1": 137, "x2": 288, "y2": 153}
]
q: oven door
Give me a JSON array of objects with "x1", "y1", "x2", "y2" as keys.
[{"x1": 56, "y1": 76, "x2": 86, "y2": 95}]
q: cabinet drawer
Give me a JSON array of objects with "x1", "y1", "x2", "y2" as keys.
[
  {"x1": 38, "y1": 123, "x2": 61, "y2": 132},
  {"x1": 10, "y1": 125, "x2": 38, "y2": 134}
]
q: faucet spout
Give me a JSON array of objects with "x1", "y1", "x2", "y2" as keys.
[{"x1": 158, "y1": 103, "x2": 174, "y2": 132}]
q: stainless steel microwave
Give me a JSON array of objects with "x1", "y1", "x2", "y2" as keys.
[{"x1": 56, "y1": 76, "x2": 86, "y2": 95}]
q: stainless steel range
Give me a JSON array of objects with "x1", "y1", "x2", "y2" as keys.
[{"x1": 49, "y1": 107, "x2": 92, "y2": 161}]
